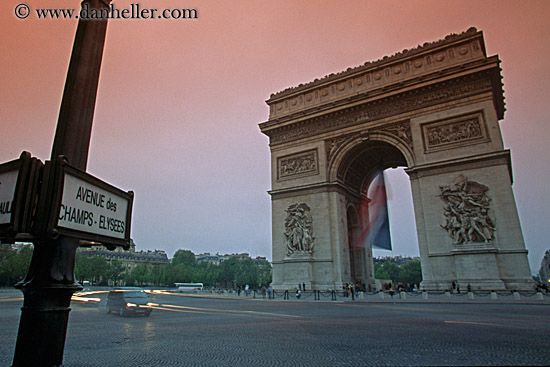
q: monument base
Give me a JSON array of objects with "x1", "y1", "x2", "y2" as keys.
[{"x1": 271, "y1": 257, "x2": 312, "y2": 291}]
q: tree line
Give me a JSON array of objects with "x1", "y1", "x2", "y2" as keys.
[
  {"x1": 1, "y1": 245, "x2": 272, "y2": 288},
  {"x1": 374, "y1": 258, "x2": 422, "y2": 287},
  {"x1": 75, "y1": 249, "x2": 272, "y2": 289},
  {"x1": 2, "y1": 244, "x2": 420, "y2": 289}
]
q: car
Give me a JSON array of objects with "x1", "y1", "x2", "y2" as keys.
[{"x1": 107, "y1": 288, "x2": 153, "y2": 317}]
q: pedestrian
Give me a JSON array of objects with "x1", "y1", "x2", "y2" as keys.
[{"x1": 456, "y1": 282, "x2": 461, "y2": 294}]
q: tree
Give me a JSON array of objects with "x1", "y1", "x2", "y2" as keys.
[
  {"x1": 257, "y1": 260, "x2": 272, "y2": 287},
  {"x1": 400, "y1": 259, "x2": 422, "y2": 285},
  {"x1": 105, "y1": 260, "x2": 125, "y2": 286},
  {"x1": 131, "y1": 263, "x2": 151, "y2": 285},
  {"x1": 89, "y1": 256, "x2": 108, "y2": 285},
  {"x1": 169, "y1": 249, "x2": 198, "y2": 284},
  {"x1": 0, "y1": 244, "x2": 34, "y2": 286},
  {"x1": 236, "y1": 258, "x2": 259, "y2": 288},
  {"x1": 218, "y1": 256, "x2": 240, "y2": 288},
  {"x1": 172, "y1": 250, "x2": 196, "y2": 267},
  {"x1": 75, "y1": 254, "x2": 109, "y2": 285},
  {"x1": 375, "y1": 261, "x2": 400, "y2": 282},
  {"x1": 195, "y1": 262, "x2": 218, "y2": 287}
]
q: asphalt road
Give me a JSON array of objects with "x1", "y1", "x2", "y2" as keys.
[{"x1": 1, "y1": 290, "x2": 550, "y2": 366}]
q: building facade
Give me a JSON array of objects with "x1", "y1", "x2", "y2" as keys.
[{"x1": 78, "y1": 240, "x2": 169, "y2": 270}]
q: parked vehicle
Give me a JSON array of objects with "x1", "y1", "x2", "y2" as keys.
[
  {"x1": 107, "y1": 288, "x2": 152, "y2": 317},
  {"x1": 175, "y1": 282, "x2": 203, "y2": 293}
]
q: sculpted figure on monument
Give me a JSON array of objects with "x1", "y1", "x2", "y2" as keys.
[
  {"x1": 284, "y1": 203, "x2": 314, "y2": 256},
  {"x1": 440, "y1": 175, "x2": 495, "y2": 244}
]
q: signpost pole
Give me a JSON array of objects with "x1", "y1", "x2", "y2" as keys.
[{"x1": 12, "y1": 1, "x2": 112, "y2": 366}]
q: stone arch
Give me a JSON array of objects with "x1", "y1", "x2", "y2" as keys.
[
  {"x1": 328, "y1": 131, "x2": 415, "y2": 184},
  {"x1": 260, "y1": 28, "x2": 533, "y2": 291}
]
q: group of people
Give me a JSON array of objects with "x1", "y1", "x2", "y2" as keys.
[
  {"x1": 451, "y1": 280, "x2": 473, "y2": 293},
  {"x1": 343, "y1": 283, "x2": 362, "y2": 299},
  {"x1": 295, "y1": 282, "x2": 307, "y2": 298},
  {"x1": 381, "y1": 282, "x2": 419, "y2": 293}
]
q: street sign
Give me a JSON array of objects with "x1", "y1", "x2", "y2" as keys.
[
  {"x1": 0, "y1": 170, "x2": 18, "y2": 225},
  {"x1": 0, "y1": 152, "x2": 42, "y2": 242},
  {"x1": 37, "y1": 157, "x2": 133, "y2": 249}
]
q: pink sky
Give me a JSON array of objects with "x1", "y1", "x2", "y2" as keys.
[{"x1": 1, "y1": 0, "x2": 549, "y2": 272}]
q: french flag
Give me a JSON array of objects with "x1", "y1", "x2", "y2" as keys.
[{"x1": 353, "y1": 168, "x2": 392, "y2": 250}]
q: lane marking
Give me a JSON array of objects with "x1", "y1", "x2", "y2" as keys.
[{"x1": 444, "y1": 320, "x2": 507, "y2": 327}]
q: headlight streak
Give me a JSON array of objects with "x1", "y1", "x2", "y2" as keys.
[
  {"x1": 71, "y1": 296, "x2": 101, "y2": 303},
  {"x1": 71, "y1": 290, "x2": 106, "y2": 303},
  {"x1": 0, "y1": 296, "x2": 24, "y2": 302},
  {"x1": 148, "y1": 305, "x2": 212, "y2": 314},
  {"x1": 74, "y1": 290, "x2": 110, "y2": 296},
  {"x1": 68, "y1": 289, "x2": 297, "y2": 318},
  {"x1": 149, "y1": 303, "x2": 299, "y2": 318}
]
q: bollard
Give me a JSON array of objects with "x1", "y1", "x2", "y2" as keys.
[
  {"x1": 359, "y1": 291, "x2": 364, "y2": 300},
  {"x1": 445, "y1": 291, "x2": 451, "y2": 299},
  {"x1": 490, "y1": 291, "x2": 498, "y2": 300},
  {"x1": 422, "y1": 291, "x2": 428, "y2": 300},
  {"x1": 331, "y1": 290, "x2": 337, "y2": 301},
  {"x1": 513, "y1": 291, "x2": 520, "y2": 300},
  {"x1": 468, "y1": 291, "x2": 474, "y2": 300},
  {"x1": 537, "y1": 292, "x2": 544, "y2": 300},
  {"x1": 379, "y1": 291, "x2": 385, "y2": 300},
  {"x1": 400, "y1": 291, "x2": 406, "y2": 300}
]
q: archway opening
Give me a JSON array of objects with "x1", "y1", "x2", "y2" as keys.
[{"x1": 337, "y1": 141, "x2": 418, "y2": 289}]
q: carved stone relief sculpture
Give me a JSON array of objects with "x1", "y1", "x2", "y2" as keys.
[
  {"x1": 382, "y1": 121, "x2": 413, "y2": 149},
  {"x1": 422, "y1": 112, "x2": 488, "y2": 152},
  {"x1": 278, "y1": 150, "x2": 318, "y2": 180},
  {"x1": 284, "y1": 203, "x2": 315, "y2": 256},
  {"x1": 427, "y1": 117, "x2": 482, "y2": 147},
  {"x1": 439, "y1": 175, "x2": 495, "y2": 244}
]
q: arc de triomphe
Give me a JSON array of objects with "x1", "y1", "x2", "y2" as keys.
[{"x1": 259, "y1": 28, "x2": 533, "y2": 291}]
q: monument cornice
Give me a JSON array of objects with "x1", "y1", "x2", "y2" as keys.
[
  {"x1": 267, "y1": 28, "x2": 483, "y2": 102},
  {"x1": 262, "y1": 28, "x2": 504, "y2": 125},
  {"x1": 406, "y1": 150, "x2": 512, "y2": 182},
  {"x1": 262, "y1": 70, "x2": 498, "y2": 146},
  {"x1": 268, "y1": 181, "x2": 350, "y2": 200}
]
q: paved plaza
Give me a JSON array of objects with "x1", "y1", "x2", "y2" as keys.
[{"x1": 1, "y1": 289, "x2": 550, "y2": 366}]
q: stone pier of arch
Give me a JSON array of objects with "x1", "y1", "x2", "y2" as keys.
[{"x1": 259, "y1": 28, "x2": 533, "y2": 292}]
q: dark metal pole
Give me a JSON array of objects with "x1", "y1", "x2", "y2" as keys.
[
  {"x1": 51, "y1": 0, "x2": 111, "y2": 172},
  {"x1": 13, "y1": 1, "x2": 111, "y2": 366}
]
